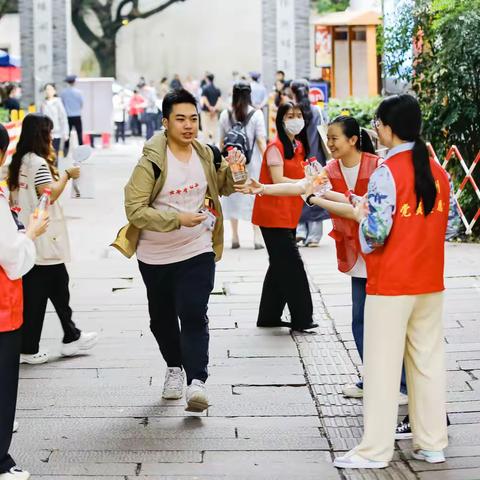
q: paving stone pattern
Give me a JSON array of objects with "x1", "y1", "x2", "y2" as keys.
[{"x1": 11, "y1": 143, "x2": 480, "y2": 479}]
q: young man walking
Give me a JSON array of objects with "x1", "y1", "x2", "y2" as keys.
[
  {"x1": 60, "y1": 75, "x2": 84, "y2": 157},
  {"x1": 123, "y1": 89, "x2": 242, "y2": 412}
]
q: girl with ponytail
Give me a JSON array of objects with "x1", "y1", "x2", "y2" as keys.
[{"x1": 333, "y1": 94, "x2": 460, "y2": 470}]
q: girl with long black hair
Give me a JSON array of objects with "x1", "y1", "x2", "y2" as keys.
[
  {"x1": 251, "y1": 102, "x2": 317, "y2": 331},
  {"x1": 219, "y1": 81, "x2": 266, "y2": 249},
  {"x1": 8, "y1": 113, "x2": 98, "y2": 366},
  {"x1": 0, "y1": 123, "x2": 49, "y2": 480},
  {"x1": 333, "y1": 94, "x2": 460, "y2": 469}
]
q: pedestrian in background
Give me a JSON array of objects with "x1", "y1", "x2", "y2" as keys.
[
  {"x1": 334, "y1": 94, "x2": 460, "y2": 469},
  {"x1": 0, "y1": 123, "x2": 49, "y2": 480},
  {"x1": 121, "y1": 89, "x2": 239, "y2": 413},
  {"x1": 7, "y1": 113, "x2": 98, "y2": 366},
  {"x1": 139, "y1": 81, "x2": 159, "y2": 141},
  {"x1": 200, "y1": 73, "x2": 222, "y2": 144},
  {"x1": 129, "y1": 89, "x2": 145, "y2": 137},
  {"x1": 60, "y1": 75, "x2": 84, "y2": 157},
  {"x1": 41, "y1": 83, "x2": 69, "y2": 162},
  {"x1": 0, "y1": 84, "x2": 21, "y2": 119},
  {"x1": 251, "y1": 102, "x2": 317, "y2": 332},
  {"x1": 219, "y1": 81, "x2": 266, "y2": 249},
  {"x1": 291, "y1": 79, "x2": 329, "y2": 247},
  {"x1": 113, "y1": 90, "x2": 127, "y2": 144}
]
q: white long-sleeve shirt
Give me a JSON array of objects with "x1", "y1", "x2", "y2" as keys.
[{"x1": 0, "y1": 186, "x2": 36, "y2": 280}]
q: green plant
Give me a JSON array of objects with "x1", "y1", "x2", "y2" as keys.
[
  {"x1": 327, "y1": 97, "x2": 382, "y2": 128},
  {"x1": 315, "y1": 0, "x2": 349, "y2": 14},
  {"x1": 0, "y1": 108, "x2": 10, "y2": 123},
  {"x1": 382, "y1": 0, "x2": 480, "y2": 237}
]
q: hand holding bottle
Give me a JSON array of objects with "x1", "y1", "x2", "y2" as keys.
[
  {"x1": 26, "y1": 212, "x2": 49, "y2": 240},
  {"x1": 227, "y1": 147, "x2": 248, "y2": 183},
  {"x1": 66, "y1": 166, "x2": 81, "y2": 180}
]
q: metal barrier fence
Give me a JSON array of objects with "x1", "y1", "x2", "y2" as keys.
[{"x1": 428, "y1": 144, "x2": 480, "y2": 235}]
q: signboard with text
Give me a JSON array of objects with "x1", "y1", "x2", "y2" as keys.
[{"x1": 276, "y1": 0, "x2": 296, "y2": 79}]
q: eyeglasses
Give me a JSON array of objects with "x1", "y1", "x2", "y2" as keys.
[{"x1": 371, "y1": 118, "x2": 381, "y2": 129}]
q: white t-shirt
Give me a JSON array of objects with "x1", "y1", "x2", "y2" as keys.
[
  {"x1": 339, "y1": 161, "x2": 366, "y2": 278},
  {"x1": 136, "y1": 147, "x2": 213, "y2": 265}
]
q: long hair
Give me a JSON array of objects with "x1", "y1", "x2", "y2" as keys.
[
  {"x1": 231, "y1": 81, "x2": 251, "y2": 123},
  {"x1": 329, "y1": 115, "x2": 376, "y2": 155},
  {"x1": 376, "y1": 94, "x2": 436, "y2": 215},
  {"x1": 0, "y1": 123, "x2": 9, "y2": 155},
  {"x1": 290, "y1": 79, "x2": 313, "y2": 126},
  {"x1": 8, "y1": 113, "x2": 54, "y2": 191},
  {"x1": 276, "y1": 102, "x2": 309, "y2": 160}
]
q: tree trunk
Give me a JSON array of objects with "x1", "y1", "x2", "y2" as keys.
[{"x1": 93, "y1": 38, "x2": 117, "y2": 77}]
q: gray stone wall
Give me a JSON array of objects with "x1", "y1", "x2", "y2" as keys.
[
  {"x1": 19, "y1": 0, "x2": 34, "y2": 105},
  {"x1": 262, "y1": 0, "x2": 311, "y2": 86},
  {"x1": 52, "y1": 0, "x2": 70, "y2": 88}
]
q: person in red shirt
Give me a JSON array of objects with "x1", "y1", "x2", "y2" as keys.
[
  {"x1": 129, "y1": 89, "x2": 146, "y2": 137},
  {"x1": 0, "y1": 124, "x2": 48, "y2": 480},
  {"x1": 334, "y1": 94, "x2": 457, "y2": 469},
  {"x1": 251, "y1": 102, "x2": 317, "y2": 331}
]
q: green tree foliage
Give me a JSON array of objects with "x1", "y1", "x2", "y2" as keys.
[
  {"x1": 315, "y1": 0, "x2": 349, "y2": 14},
  {"x1": 0, "y1": 0, "x2": 18, "y2": 19},
  {"x1": 383, "y1": 0, "x2": 480, "y2": 237},
  {"x1": 328, "y1": 97, "x2": 382, "y2": 128},
  {"x1": 71, "y1": 0, "x2": 186, "y2": 77}
]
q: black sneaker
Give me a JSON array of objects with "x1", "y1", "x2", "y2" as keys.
[
  {"x1": 395, "y1": 414, "x2": 451, "y2": 440},
  {"x1": 395, "y1": 415, "x2": 412, "y2": 440}
]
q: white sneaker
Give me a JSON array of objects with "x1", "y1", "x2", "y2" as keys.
[
  {"x1": 162, "y1": 367, "x2": 185, "y2": 400},
  {"x1": 20, "y1": 350, "x2": 49, "y2": 365},
  {"x1": 61, "y1": 331, "x2": 98, "y2": 357},
  {"x1": 399, "y1": 392, "x2": 409, "y2": 405},
  {"x1": 0, "y1": 466, "x2": 31, "y2": 479},
  {"x1": 342, "y1": 384, "x2": 363, "y2": 398},
  {"x1": 412, "y1": 449, "x2": 445, "y2": 464},
  {"x1": 333, "y1": 449, "x2": 388, "y2": 469},
  {"x1": 185, "y1": 379, "x2": 209, "y2": 412},
  {"x1": 13, "y1": 420, "x2": 18, "y2": 433}
]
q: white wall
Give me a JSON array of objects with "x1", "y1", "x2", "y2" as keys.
[
  {"x1": 70, "y1": 0, "x2": 263, "y2": 94},
  {"x1": 0, "y1": 14, "x2": 20, "y2": 56}
]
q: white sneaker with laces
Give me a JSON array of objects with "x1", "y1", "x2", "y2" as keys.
[
  {"x1": 334, "y1": 449, "x2": 388, "y2": 469},
  {"x1": 61, "y1": 331, "x2": 98, "y2": 357},
  {"x1": 412, "y1": 449, "x2": 445, "y2": 464},
  {"x1": 162, "y1": 367, "x2": 185, "y2": 400},
  {"x1": 0, "y1": 466, "x2": 31, "y2": 479},
  {"x1": 185, "y1": 379, "x2": 209, "y2": 412},
  {"x1": 13, "y1": 421, "x2": 18, "y2": 433},
  {"x1": 342, "y1": 384, "x2": 363, "y2": 398},
  {"x1": 20, "y1": 350, "x2": 49, "y2": 365},
  {"x1": 399, "y1": 392, "x2": 409, "y2": 405}
]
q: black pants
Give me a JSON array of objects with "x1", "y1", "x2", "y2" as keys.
[
  {"x1": 138, "y1": 252, "x2": 215, "y2": 384},
  {"x1": 115, "y1": 121, "x2": 125, "y2": 143},
  {"x1": 21, "y1": 264, "x2": 81, "y2": 354},
  {"x1": 130, "y1": 114, "x2": 142, "y2": 136},
  {"x1": 64, "y1": 116, "x2": 83, "y2": 157},
  {"x1": 0, "y1": 329, "x2": 20, "y2": 473},
  {"x1": 258, "y1": 227, "x2": 313, "y2": 328}
]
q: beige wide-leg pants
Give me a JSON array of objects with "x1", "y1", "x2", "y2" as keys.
[{"x1": 355, "y1": 292, "x2": 448, "y2": 462}]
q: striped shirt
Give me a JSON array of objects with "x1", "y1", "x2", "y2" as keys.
[{"x1": 34, "y1": 164, "x2": 53, "y2": 188}]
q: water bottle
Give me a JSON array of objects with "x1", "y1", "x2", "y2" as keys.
[
  {"x1": 227, "y1": 147, "x2": 248, "y2": 183},
  {"x1": 34, "y1": 188, "x2": 51, "y2": 218},
  {"x1": 308, "y1": 157, "x2": 332, "y2": 197}
]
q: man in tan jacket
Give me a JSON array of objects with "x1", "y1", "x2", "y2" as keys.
[{"x1": 124, "y1": 89, "x2": 243, "y2": 412}]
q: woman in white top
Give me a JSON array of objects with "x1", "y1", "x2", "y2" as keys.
[
  {"x1": 40, "y1": 83, "x2": 69, "y2": 162},
  {"x1": 0, "y1": 123, "x2": 48, "y2": 480},
  {"x1": 219, "y1": 81, "x2": 266, "y2": 249},
  {"x1": 7, "y1": 113, "x2": 98, "y2": 366}
]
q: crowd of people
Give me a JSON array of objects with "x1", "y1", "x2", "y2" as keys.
[{"x1": 0, "y1": 68, "x2": 462, "y2": 478}]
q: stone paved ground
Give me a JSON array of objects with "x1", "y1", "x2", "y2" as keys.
[{"x1": 10, "y1": 141, "x2": 480, "y2": 479}]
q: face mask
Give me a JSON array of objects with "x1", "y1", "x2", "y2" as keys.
[{"x1": 284, "y1": 118, "x2": 305, "y2": 135}]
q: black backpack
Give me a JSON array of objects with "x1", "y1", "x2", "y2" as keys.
[{"x1": 222, "y1": 110, "x2": 256, "y2": 164}]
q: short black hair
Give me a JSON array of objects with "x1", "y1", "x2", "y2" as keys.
[
  {"x1": 162, "y1": 89, "x2": 198, "y2": 120},
  {"x1": 206, "y1": 73, "x2": 214, "y2": 82}
]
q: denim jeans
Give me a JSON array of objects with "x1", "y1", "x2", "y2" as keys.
[
  {"x1": 138, "y1": 252, "x2": 215, "y2": 385},
  {"x1": 351, "y1": 276, "x2": 407, "y2": 394},
  {"x1": 296, "y1": 221, "x2": 323, "y2": 245},
  {"x1": 144, "y1": 112, "x2": 157, "y2": 140}
]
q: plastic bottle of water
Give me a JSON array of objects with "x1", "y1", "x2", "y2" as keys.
[
  {"x1": 34, "y1": 188, "x2": 51, "y2": 218},
  {"x1": 308, "y1": 157, "x2": 332, "y2": 197},
  {"x1": 227, "y1": 147, "x2": 248, "y2": 183}
]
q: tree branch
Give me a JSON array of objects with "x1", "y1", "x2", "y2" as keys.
[
  {"x1": 71, "y1": 0, "x2": 102, "y2": 50},
  {"x1": 128, "y1": 0, "x2": 185, "y2": 21}
]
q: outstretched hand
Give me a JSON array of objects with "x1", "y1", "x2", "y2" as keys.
[
  {"x1": 353, "y1": 195, "x2": 369, "y2": 223},
  {"x1": 234, "y1": 178, "x2": 264, "y2": 195}
]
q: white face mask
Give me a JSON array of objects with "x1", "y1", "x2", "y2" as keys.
[{"x1": 284, "y1": 118, "x2": 305, "y2": 136}]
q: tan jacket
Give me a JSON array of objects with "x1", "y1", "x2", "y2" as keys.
[{"x1": 116, "y1": 132, "x2": 235, "y2": 261}]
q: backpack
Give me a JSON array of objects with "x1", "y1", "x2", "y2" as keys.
[{"x1": 222, "y1": 110, "x2": 256, "y2": 164}]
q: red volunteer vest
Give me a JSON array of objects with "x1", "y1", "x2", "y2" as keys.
[
  {"x1": 325, "y1": 152, "x2": 379, "y2": 273},
  {"x1": 252, "y1": 137, "x2": 305, "y2": 228},
  {"x1": 0, "y1": 267, "x2": 23, "y2": 332},
  {"x1": 366, "y1": 150, "x2": 450, "y2": 295}
]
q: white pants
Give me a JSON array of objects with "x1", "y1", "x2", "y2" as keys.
[{"x1": 355, "y1": 292, "x2": 448, "y2": 462}]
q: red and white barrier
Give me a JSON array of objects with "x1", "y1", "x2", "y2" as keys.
[{"x1": 3, "y1": 120, "x2": 22, "y2": 164}]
